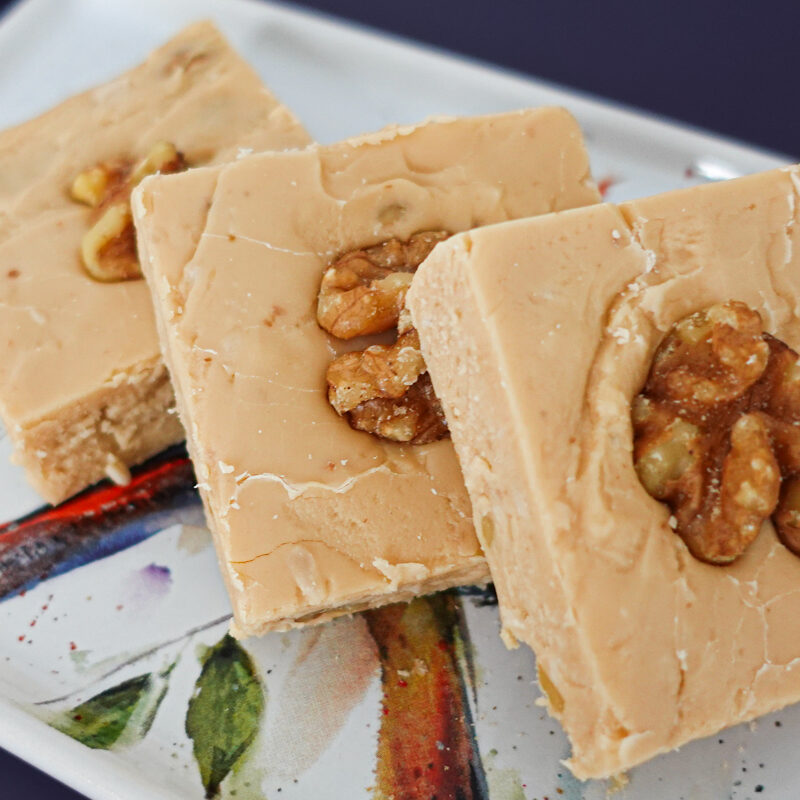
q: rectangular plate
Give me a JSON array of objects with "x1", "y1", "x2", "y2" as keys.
[{"x1": 0, "y1": 1, "x2": 792, "y2": 798}]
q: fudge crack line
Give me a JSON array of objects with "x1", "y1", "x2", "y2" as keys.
[
  {"x1": 724, "y1": 570, "x2": 773, "y2": 672},
  {"x1": 201, "y1": 230, "x2": 322, "y2": 258},
  {"x1": 0, "y1": 299, "x2": 46, "y2": 325},
  {"x1": 720, "y1": 559, "x2": 800, "y2": 668},
  {"x1": 228, "y1": 462, "x2": 397, "y2": 502},
  {"x1": 228, "y1": 538, "x2": 371, "y2": 569}
]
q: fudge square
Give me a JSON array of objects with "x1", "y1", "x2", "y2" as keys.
[
  {"x1": 133, "y1": 108, "x2": 600, "y2": 635},
  {"x1": 0, "y1": 21, "x2": 310, "y2": 504},
  {"x1": 408, "y1": 165, "x2": 800, "y2": 778}
]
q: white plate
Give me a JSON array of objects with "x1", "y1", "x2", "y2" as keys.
[{"x1": 0, "y1": 1, "x2": 793, "y2": 799}]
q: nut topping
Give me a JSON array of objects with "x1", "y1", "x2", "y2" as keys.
[
  {"x1": 633, "y1": 301, "x2": 800, "y2": 563},
  {"x1": 326, "y1": 311, "x2": 448, "y2": 444},
  {"x1": 70, "y1": 141, "x2": 187, "y2": 281},
  {"x1": 80, "y1": 203, "x2": 137, "y2": 283},
  {"x1": 320, "y1": 231, "x2": 451, "y2": 445},
  {"x1": 317, "y1": 230, "x2": 449, "y2": 339},
  {"x1": 344, "y1": 372, "x2": 448, "y2": 444},
  {"x1": 328, "y1": 320, "x2": 426, "y2": 414},
  {"x1": 70, "y1": 165, "x2": 117, "y2": 208}
]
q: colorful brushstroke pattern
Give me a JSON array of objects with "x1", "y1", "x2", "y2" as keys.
[
  {"x1": 1, "y1": 443, "x2": 494, "y2": 799},
  {"x1": 0, "y1": 446, "x2": 202, "y2": 600},
  {"x1": 365, "y1": 593, "x2": 489, "y2": 800}
]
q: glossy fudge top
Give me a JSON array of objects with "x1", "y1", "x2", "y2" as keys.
[{"x1": 133, "y1": 107, "x2": 600, "y2": 635}]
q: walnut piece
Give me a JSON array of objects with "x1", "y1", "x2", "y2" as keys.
[
  {"x1": 71, "y1": 141, "x2": 186, "y2": 282},
  {"x1": 317, "y1": 230, "x2": 449, "y2": 339},
  {"x1": 633, "y1": 301, "x2": 800, "y2": 563},
  {"x1": 326, "y1": 311, "x2": 448, "y2": 444},
  {"x1": 80, "y1": 203, "x2": 137, "y2": 282},
  {"x1": 345, "y1": 372, "x2": 448, "y2": 444},
  {"x1": 70, "y1": 165, "x2": 115, "y2": 207}
]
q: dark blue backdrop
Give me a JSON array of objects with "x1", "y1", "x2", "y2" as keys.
[
  {"x1": 297, "y1": 0, "x2": 798, "y2": 158},
  {"x1": 0, "y1": 0, "x2": 797, "y2": 797}
]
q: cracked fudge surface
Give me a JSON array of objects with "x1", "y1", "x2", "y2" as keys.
[
  {"x1": 0, "y1": 21, "x2": 310, "y2": 504},
  {"x1": 407, "y1": 166, "x2": 800, "y2": 778},
  {"x1": 133, "y1": 108, "x2": 600, "y2": 635}
]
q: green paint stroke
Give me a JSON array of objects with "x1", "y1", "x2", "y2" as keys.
[
  {"x1": 483, "y1": 749, "x2": 526, "y2": 800},
  {"x1": 53, "y1": 666, "x2": 171, "y2": 749},
  {"x1": 186, "y1": 634, "x2": 265, "y2": 799}
]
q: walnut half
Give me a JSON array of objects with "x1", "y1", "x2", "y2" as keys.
[
  {"x1": 326, "y1": 311, "x2": 448, "y2": 444},
  {"x1": 70, "y1": 141, "x2": 187, "y2": 282},
  {"x1": 317, "y1": 231, "x2": 449, "y2": 339},
  {"x1": 633, "y1": 301, "x2": 800, "y2": 564}
]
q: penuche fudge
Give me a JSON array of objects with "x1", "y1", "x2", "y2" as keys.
[
  {"x1": 132, "y1": 108, "x2": 600, "y2": 635},
  {"x1": 0, "y1": 21, "x2": 310, "y2": 504},
  {"x1": 408, "y1": 165, "x2": 800, "y2": 778}
]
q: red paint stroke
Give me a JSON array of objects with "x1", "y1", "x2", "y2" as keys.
[
  {"x1": 365, "y1": 593, "x2": 487, "y2": 800},
  {"x1": 596, "y1": 175, "x2": 618, "y2": 198},
  {"x1": 0, "y1": 448, "x2": 197, "y2": 599}
]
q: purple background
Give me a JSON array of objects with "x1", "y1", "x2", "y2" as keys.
[{"x1": 0, "y1": 0, "x2": 797, "y2": 797}]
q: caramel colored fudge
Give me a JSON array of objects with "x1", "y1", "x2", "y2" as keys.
[
  {"x1": 408, "y1": 165, "x2": 800, "y2": 777},
  {"x1": 0, "y1": 22, "x2": 310, "y2": 504},
  {"x1": 133, "y1": 108, "x2": 600, "y2": 635}
]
